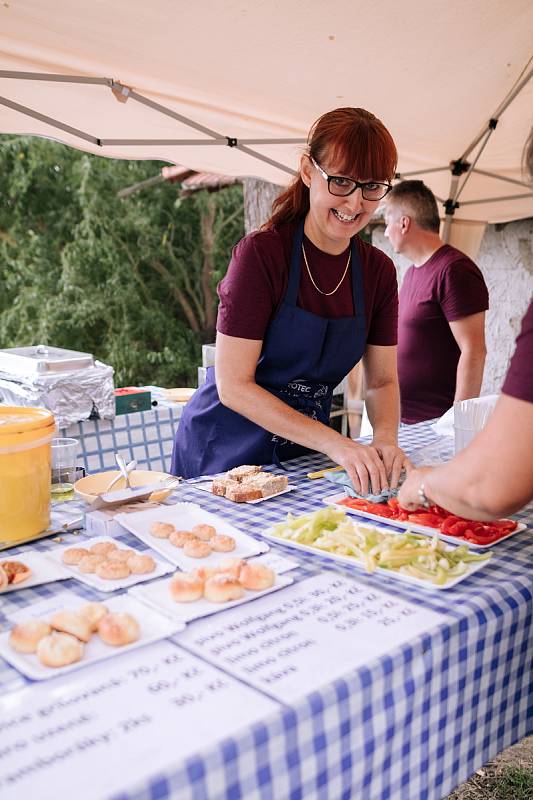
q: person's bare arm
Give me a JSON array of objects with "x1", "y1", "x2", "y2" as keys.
[
  {"x1": 449, "y1": 312, "x2": 487, "y2": 401},
  {"x1": 362, "y1": 344, "x2": 409, "y2": 487},
  {"x1": 398, "y1": 393, "x2": 533, "y2": 519},
  {"x1": 215, "y1": 332, "x2": 393, "y2": 494}
]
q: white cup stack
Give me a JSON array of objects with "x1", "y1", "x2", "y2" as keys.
[{"x1": 453, "y1": 395, "x2": 499, "y2": 454}]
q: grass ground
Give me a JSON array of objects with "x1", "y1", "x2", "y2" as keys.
[{"x1": 445, "y1": 735, "x2": 533, "y2": 800}]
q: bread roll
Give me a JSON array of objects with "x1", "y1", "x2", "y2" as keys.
[
  {"x1": 169, "y1": 530, "x2": 198, "y2": 548},
  {"x1": 96, "y1": 561, "x2": 131, "y2": 580},
  {"x1": 89, "y1": 541, "x2": 118, "y2": 556},
  {"x1": 239, "y1": 562, "x2": 275, "y2": 591},
  {"x1": 209, "y1": 534, "x2": 236, "y2": 553},
  {"x1": 204, "y1": 574, "x2": 244, "y2": 603},
  {"x1": 9, "y1": 619, "x2": 52, "y2": 653},
  {"x1": 183, "y1": 540, "x2": 212, "y2": 558},
  {"x1": 149, "y1": 521, "x2": 175, "y2": 539},
  {"x1": 191, "y1": 523, "x2": 217, "y2": 541},
  {"x1": 79, "y1": 602, "x2": 109, "y2": 631},
  {"x1": 78, "y1": 553, "x2": 106, "y2": 573},
  {"x1": 50, "y1": 610, "x2": 93, "y2": 642},
  {"x1": 37, "y1": 632, "x2": 84, "y2": 668},
  {"x1": 126, "y1": 554, "x2": 156, "y2": 574},
  {"x1": 169, "y1": 573, "x2": 204, "y2": 602},
  {"x1": 97, "y1": 612, "x2": 140, "y2": 646},
  {"x1": 106, "y1": 548, "x2": 135, "y2": 563},
  {"x1": 62, "y1": 547, "x2": 90, "y2": 565}
]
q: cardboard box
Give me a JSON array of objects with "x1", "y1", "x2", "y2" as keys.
[
  {"x1": 114, "y1": 388, "x2": 152, "y2": 415},
  {"x1": 85, "y1": 501, "x2": 163, "y2": 537}
]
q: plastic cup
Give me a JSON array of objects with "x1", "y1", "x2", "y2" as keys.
[
  {"x1": 51, "y1": 437, "x2": 78, "y2": 500},
  {"x1": 454, "y1": 425, "x2": 479, "y2": 454}
]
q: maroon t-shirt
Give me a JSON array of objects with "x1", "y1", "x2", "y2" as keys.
[
  {"x1": 398, "y1": 244, "x2": 489, "y2": 424},
  {"x1": 502, "y1": 299, "x2": 533, "y2": 402},
  {"x1": 217, "y1": 220, "x2": 398, "y2": 345}
]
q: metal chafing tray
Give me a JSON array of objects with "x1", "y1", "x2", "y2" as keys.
[{"x1": 0, "y1": 345, "x2": 95, "y2": 375}]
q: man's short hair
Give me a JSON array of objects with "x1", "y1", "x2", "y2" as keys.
[{"x1": 387, "y1": 180, "x2": 441, "y2": 233}]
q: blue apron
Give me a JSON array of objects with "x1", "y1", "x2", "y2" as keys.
[{"x1": 171, "y1": 220, "x2": 367, "y2": 478}]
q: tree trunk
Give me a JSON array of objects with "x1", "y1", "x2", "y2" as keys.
[{"x1": 242, "y1": 178, "x2": 282, "y2": 233}]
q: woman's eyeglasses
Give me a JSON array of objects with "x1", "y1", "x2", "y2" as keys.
[{"x1": 310, "y1": 156, "x2": 392, "y2": 201}]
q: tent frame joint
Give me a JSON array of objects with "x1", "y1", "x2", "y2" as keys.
[
  {"x1": 226, "y1": 136, "x2": 238, "y2": 147},
  {"x1": 451, "y1": 159, "x2": 470, "y2": 177}
]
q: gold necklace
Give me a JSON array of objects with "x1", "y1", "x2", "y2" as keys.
[{"x1": 301, "y1": 243, "x2": 351, "y2": 296}]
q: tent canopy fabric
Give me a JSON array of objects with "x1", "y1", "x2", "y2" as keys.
[{"x1": 1, "y1": 0, "x2": 532, "y2": 225}]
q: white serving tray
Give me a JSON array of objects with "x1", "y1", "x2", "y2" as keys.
[
  {"x1": 188, "y1": 479, "x2": 296, "y2": 504},
  {"x1": 0, "y1": 591, "x2": 184, "y2": 680},
  {"x1": 322, "y1": 492, "x2": 527, "y2": 549},
  {"x1": 129, "y1": 567, "x2": 294, "y2": 623},
  {"x1": 0, "y1": 550, "x2": 70, "y2": 594},
  {"x1": 261, "y1": 526, "x2": 491, "y2": 591},
  {"x1": 115, "y1": 502, "x2": 269, "y2": 570},
  {"x1": 47, "y1": 537, "x2": 175, "y2": 592}
]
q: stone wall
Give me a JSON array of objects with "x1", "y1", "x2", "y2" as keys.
[{"x1": 372, "y1": 218, "x2": 533, "y2": 393}]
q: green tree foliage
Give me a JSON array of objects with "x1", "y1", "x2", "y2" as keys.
[{"x1": 0, "y1": 136, "x2": 244, "y2": 386}]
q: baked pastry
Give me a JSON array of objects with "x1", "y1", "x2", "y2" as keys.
[
  {"x1": 212, "y1": 478, "x2": 229, "y2": 496},
  {"x1": 9, "y1": 619, "x2": 52, "y2": 653},
  {"x1": 248, "y1": 472, "x2": 288, "y2": 498},
  {"x1": 96, "y1": 561, "x2": 131, "y2": 580},
  {"x1": 169, "y1": 573, "x2": 204, "y2": 602},
  {"x1": 79, "y1": 602, "x2": 108, "y2": 631},
  {"x1": 78, "y1": 553, "x2": 107, "y2": 573},
  {"x1": 225, "y1": 484, "x2": 263, "y2": 503},
  {"x1": 97, "y1": 612, "x2": 140, "y2": 646},
  {"x1": 189, "y1": 564, "x2": 218, "y2": 581},
  {"x1": 191, "y1": 523, "x2": 217, "y2": 541},
  {"x1": 0, "y1": 565, "x2": 7, "y2": 592},
  {"x1": 214, "y1": 558, "x2": 244, "y2": 578},
  {"x1": 89, "y1": 541, "x2": 118, "y2": 556},
  {"x1": 149, "y1": 521, "x2": 175, "y2": 539},
  {"x1": 106, "y1": 548, "x2": 135, "y2": 563},
  {"x1": 209, "y1": 534, "x2": 236, "y2": 553},
  {"x1": 0, "y1": 560, "x2": 32, "y2": 585},
  {"x1": 50, "y1": 610, "x2": 93, "y2": 642},
  {"x1": 62, "y1": 547, "x2": 90, "y2": 565},
  {"x1": 37, "y1": 632, "x2": 84, "y2": 668},
  {"x1": 226, "y1": 465, "x2": 261, "y2": 482},
  {"x1": 204, "y1": 573, "x2": 244, "y2": 603},
  {"x1": 127, "y1": 553, "x2": 156, "y2": 574},
  {"x1": 239, "y1": 562, "x2": 275, "y2": 591},
  {"x1": 169, "y1": 530, "x2": 198, "y2": 548},
  {"x1": 183, "y1": 540, "x2": 212, "y2": 559}
]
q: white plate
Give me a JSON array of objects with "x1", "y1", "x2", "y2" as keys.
[
  {"x1": 188, "y1": 480, "x2": 297, "y2": 504},
  {"x1": 0, "y1": 550, "x2": 70, "y2": 593},
  {"x1": 115, "y1": 502, "x2": 269, "y2": 570},
  {"x1": 47, "y1": 537, "x2": 175, "y2": 592},
  {"x1": 261, "y1": 526, "x2": 491, "y2": 591},
  {"x1": 0, "y1": 591, "x2": 184, "y2": 680},
  {"x1": 129, "y1": 569, "x2": 294, "y2": 622},
  {"x1": 322, "y1": 492, "x2": 527, "y2": 549}
]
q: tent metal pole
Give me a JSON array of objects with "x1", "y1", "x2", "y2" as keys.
[
  {"x1": 0, "y1": 95, "x2": 99, "y2": 145},
  {"x1": 471, "y1": 168, "x2": 532, "y2": 189},
  {"x1": 441, "y1": 175, "x2": 461, "y2": 243},
  {"x1": 395, "y1": 166, "x2": 449, "y2": 178},
  {"x1": 454, "y1": 128, "x2": 494, "y2": 203},
  {"x1": 459, "y1": 64, "x2": 533, "y2": 162},
  {"x1": 236, "y1": 143, "x2": 296, "y2": 176},
  {"x1": 458, "y1": 192, "x2": 533, "y2": 206},
  {"x1": 0, "y1": 70, "x2": 108, "y2": 84}
]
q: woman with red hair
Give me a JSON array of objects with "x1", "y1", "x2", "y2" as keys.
[{"x1": 172, "y1": 107, "x2": 409, "y2": 494}]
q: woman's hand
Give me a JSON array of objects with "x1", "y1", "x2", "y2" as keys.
[
  {"x1": 327, "y1": 438, "x2": 408, "y2": 496},
  {"x1": 371, "y1": 440, "x2": 412, "y2": 489},
  {"x1": 398, "y1": 466, "x2": 433, "y2": 510}
]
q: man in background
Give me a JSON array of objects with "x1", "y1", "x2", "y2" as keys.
[{"x1": 384, "y1": 180, "x2": 489, "y2": 424}]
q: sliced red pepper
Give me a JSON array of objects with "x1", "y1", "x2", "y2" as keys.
[
  {"x1": 406, "y1": 513, "x2": 444, "y2": 528},
  {"x1": 491, "y1": 519, "x2": 517, "y2": 533},
  {"x1": 464, "y1": 526, "x2": 501, "y2": 544}
]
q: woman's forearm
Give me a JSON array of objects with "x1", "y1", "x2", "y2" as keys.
[
  {"x1": 366, "y1": 380, "x2": 400, "y2": 444},
  {"x1": 217, "y1": 378, "x2": 343, "y2": 456}
]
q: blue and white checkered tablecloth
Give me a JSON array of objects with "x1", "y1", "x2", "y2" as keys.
[{"x1": 0, "y1": 422, "x2": 531, "y2": 800}]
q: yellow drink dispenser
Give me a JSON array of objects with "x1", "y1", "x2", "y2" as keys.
[{"x1": 0, "y1": 407, "x2": 56, "y2": 544}]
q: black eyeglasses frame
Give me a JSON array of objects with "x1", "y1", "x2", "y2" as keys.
[{"x1": 310, "y1": 156, "x2": 392, "y2": 201}]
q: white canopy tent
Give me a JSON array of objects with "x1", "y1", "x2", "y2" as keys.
[{"x1": 1, "y1": 0, "x2": 532, "y2": 253}]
